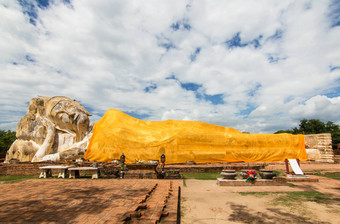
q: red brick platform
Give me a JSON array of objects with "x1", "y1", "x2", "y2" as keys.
[{"x1": 0, "y1": 179, "x2": 180, "y2": 223}]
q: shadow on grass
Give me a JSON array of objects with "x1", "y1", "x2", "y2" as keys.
[
  {"x1": 228, "y1": 203, "x2": 331, "y2": 224},
  {"x1": 239, "y1": 191, "x2": 340, "y2": 206}
]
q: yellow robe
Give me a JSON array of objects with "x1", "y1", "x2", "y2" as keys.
[{"x1": 85, "y1": 109, "x2": 308, "y2": 163}]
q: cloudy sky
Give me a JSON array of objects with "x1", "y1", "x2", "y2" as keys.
[{"x1": 1, "y1": 0, "x2": 340, "y2": 133}]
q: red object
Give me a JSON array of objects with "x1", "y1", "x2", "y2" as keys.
[
  {"x1": 285, "y1": 159, "x2": 290, "y2": 174},
  {"x1": 246, "y1": 170, "x2": 257, "y2": 176},
  {"x1": 245, "y1": 170, "x2": 257, "y2": 182}
]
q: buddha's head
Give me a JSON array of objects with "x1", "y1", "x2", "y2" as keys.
[{"x1": 45, "y1": 96, "x2": 92, "y2": 141}]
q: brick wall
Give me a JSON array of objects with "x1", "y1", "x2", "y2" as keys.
[
  {"x1": 0, "y1": 161, "x2": 64, "y2": 176},
  {"x1": 304, "y1": 133, "x2": 334, "y2": 163}
]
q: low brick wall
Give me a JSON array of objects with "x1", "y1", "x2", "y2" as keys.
[
  {"x1": 0, "y1": 162, "x2": 64, "y2": 175},
  {"x1": 165, "y1": 163, "x2": 266, "y2": 173}
]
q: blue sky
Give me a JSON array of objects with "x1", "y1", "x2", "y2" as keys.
[{"x1": 1, "y1": 0, "x2": 340, "y2": 133}]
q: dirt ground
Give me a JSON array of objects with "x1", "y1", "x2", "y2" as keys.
[{"x1": 181, "y1": 176, "x2": 340, "y2": 224}]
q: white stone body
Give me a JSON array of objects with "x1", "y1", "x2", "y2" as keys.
[{"x1": 5, "y1": 96, "x2": 93, "y2": 162}]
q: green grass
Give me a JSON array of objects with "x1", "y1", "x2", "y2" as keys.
[
  {"x1": 0, "y1": 175, "x2": 37, "y2": 184},
  {"x1": 182, "y1": 178, "x2": 187, "y2": 187},
  {"x1": 274, "y1": 191, "x2": 331, "y2": 207},
  {"x1": 239, "y1": 192, "x2": 272, "y2": 196},
  {"x1": 181, "y1": 172, "x2": 221, "y2": 180},
  {"x1": 315, "y1": 173, "x2": 340, "y2": 180},
  {"x1": 273, "y1": 170, "x2": 283, "y2": 177},
  {"x1": 239, "y1": 191, "x2": 331, "y2": 207},
  {"x1": 287, "y1": 183, "x2": 296, "y2": 187}
]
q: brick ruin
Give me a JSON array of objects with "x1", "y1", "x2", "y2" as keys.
[{"x1": 305, "y1": 133, "x2": 334, "y2": 163}]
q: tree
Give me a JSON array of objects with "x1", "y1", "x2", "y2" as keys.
[
  {"x1": 274, "y1": 119, "x2": 340, "y2": 149},
  {"x1": 299, "y1": 119, "x2": 326, "y2": 134},
  {"x1": 0, "y1": 130, "x2": 16, "y2": 157},
  {"x1": 274, "y1": 129, "x2": 293, "y2": 134}
]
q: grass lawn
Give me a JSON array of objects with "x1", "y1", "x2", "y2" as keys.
[
  {"x1": 0, "y1": 175, "x2": 38, "y2": 184},
  {"x1": 315, "y1": 173, "x2": 340, "y2": 180},
  {"x1": 239, "y1": 191, "x2": 332, "y2": 207},
  {"x1": 181, "y1": 172, "x2": 221, "y2": 180}
]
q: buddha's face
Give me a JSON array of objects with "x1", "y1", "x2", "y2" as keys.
[{"x1": 50, "y1": 100, "x2": 90, "y2": 139}]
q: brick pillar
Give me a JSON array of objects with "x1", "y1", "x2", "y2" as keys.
[{"x1": 304, "y1": 133, "x2": 334, "y2": 163}]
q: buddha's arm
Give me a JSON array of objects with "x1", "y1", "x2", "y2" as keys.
[
  {"x1": 31, "y1": 119, "x2": 55, "y2": 162},
  {"x1": 40, "y1": 132, "x2": 92, "y2": 162}
]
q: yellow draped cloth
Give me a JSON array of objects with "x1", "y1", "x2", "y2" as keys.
[{"x1": 85, "y1": 109, "x2": 308, "y2": 163}]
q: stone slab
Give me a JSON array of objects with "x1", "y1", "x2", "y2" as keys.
[
  {"x1": 39, "y1": 165, "x2": 73, "y2": 169},
  {"x1": 68, "y1": 167, "x2": 99, "y2": 171},
  {"x1": 39, "y1": 165, "x2": 74, "y2": 178},
  {"x1": 286, "y1": 174, "x2": 319, "y2": 182},
  {"x1": 68, "y1": 167, "x2": 102, "y2": 179}
]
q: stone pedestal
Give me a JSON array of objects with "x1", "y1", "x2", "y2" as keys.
[
  {"x1": 220, "y1": 169, "x2": 237, "y2": 180},
  {"x1": 259, "y1": 170, "x2": 276, "y2": 179}
]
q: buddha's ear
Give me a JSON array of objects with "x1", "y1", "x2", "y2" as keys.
[{"x1": 28, "y1": 97, "x2": 45, "y2": 115}]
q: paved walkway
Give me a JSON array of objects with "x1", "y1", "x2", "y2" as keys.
[{"x1": 0, "y1": 179, "x2": 180, "y2": 224}]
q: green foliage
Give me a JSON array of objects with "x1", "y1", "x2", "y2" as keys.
[
  {"x1": 331, "y1": 132, "x2": 340, "y2": 149},
  {"x1": 299, "y1": 119, "x2": 326, "y2": 134},
  {"x1": 275, "y1": 119, "x2": 340, "y2": 149},
  {"x1": 0, "y1": 130, "x2": 16, "y2": 156},
  {"x1": 274, "y1": 130, "x2": 293, "y2": 134}
]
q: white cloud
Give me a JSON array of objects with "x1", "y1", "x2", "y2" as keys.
[
  {"x1": 290, "y1": 95, "x2": 340, "y2": 122},
  {"x1": 0, "y1": 0, "x2": 340, "y2": 133}
]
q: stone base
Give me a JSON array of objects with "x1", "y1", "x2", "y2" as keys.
[
  {"x1": 286, "y1": 174, "x2": 319, "y2": 182},
  {"x1": 217, "y1": 177, "x2": 287, "y2": 186}
]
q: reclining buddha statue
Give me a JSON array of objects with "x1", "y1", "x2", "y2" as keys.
[{"x1": 6, "y1": 96, "x2": 308, "y2": 163}]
